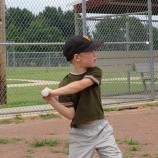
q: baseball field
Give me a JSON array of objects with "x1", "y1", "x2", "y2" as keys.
[{"x1": 2, "y1": 67, "x2": 158, "y2": 109}]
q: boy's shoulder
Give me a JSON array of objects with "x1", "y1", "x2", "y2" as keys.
[
  {"x1": 87, "y1": 66, "x2": 102, "y2": 72},
  {"x1": 58, "y1": 73, "x2": 70, "y2": 87},
  {"x1": 59, "y1": 67, "x2": 102, "y2": 87},
  {"x1": 85, "y1": 66, "x2": 102, "y2": 85},
  {"x1": 86, "y1": 66, "x2": 102, "y2": 75},
  {"x1": 59, "y1": 71, "x2": 83, "y2": 87}
]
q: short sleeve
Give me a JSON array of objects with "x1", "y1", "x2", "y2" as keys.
[{"x1": 84, "y1": 67, "x2": 102, "y2": 85}]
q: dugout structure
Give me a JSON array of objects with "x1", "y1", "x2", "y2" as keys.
[
  {"x1": 0, "y1": 0, "x2": 7, "y2": 104},
  {"x1": 74, "y1": 0, "x2": 158, "y2": 14}
]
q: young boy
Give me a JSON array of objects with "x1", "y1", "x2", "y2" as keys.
[{"x1": 42, "y1": 35, "x2": 122, "y2": 158}]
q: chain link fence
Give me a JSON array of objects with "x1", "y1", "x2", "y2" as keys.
[{"x1": 0, "y1": 0, "x2": 158, "y2": 115}]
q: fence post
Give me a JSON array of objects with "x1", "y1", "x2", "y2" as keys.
[
  {"x1": 125, "y1": 14, "x2": 131, "y2": 94},
  {"x1": 12, "y1": 42, "x2": 16, "y2": 68},
  {"x1": 75, "y1": 12, "x2": 80, "y2": 35},
  {"x1": 148, "y1": 0, "x2": 155, "y2": 100},
  {"x1": 0, "y1": 0, "x2": 7, "y2": 104},
  {"x1": 82, "y1": 0, "x2": 87, "y2": 35}
]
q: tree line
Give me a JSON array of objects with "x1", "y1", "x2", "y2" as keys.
[
  {"x1": 6, "y1": 6, "x2": 158, "y2": 52},
  {"x1": 93, "y1": 16, "x2": 158, "y2": 50},
  {"x1": 6, "y1": 7, "x2": 79, "y2": 52}
]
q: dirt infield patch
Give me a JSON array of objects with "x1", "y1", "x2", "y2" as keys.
[{"x1": 0, "y1": 107, "x2": 158, "y2": 158}]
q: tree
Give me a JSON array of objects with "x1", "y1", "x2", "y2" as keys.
[
  {"x1": 93, "y1": 16, "x2": 149, "y2": 51},
  {"x1": 62, "y1": 11, "x2": 75, "y2": 39},
  {"x1": 6, "y1": 23, "x2": 18, "y2": 41},
  {"x1": 23, "y1": 17, "x2": 64, "y2": 51},
  {"x1": 128, "y1": 17, "x2": 148, "y2": 50},
  {"x1": 38, "y1": 7, "x2": 75, "y2": 39},
  {"x1": 38, "y1": 7, "x2": 63, "y2": 29},
  {"x1": 153, "y1": 27, "x2": 158, "y2": 50},
  {"x1": 6, "y1": 7, "x2": 35, "y2": 42},
  {"x1": 93, "y1": 16, "x2": 126, "y2": 50},
  {"x1": 6, "y1": 6, "x2": 77, "y2": 44}
]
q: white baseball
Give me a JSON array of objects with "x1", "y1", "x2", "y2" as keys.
[
  {"x1": 41, "y1": 87, "x2": 50, "y2": 97},
  {"x1": 146, "y1": 41, "x2": 149, "y2": 45}
]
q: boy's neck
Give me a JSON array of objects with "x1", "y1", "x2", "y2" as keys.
[{"x1": 71, "y1": 65, "x2": 87, "y2": 74}]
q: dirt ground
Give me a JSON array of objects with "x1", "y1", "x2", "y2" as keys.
[{"x1": 0, "y1": 106, "x2": 158, "y2": 158}]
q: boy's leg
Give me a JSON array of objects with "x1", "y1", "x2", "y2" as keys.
[
  {"x1": 95, "y1": 120, "x2": 122, "y2": 158},
  {"x1": 69, "y1": 142, "x2": 94, "y2": 158},
  {"x1": 69, "y1": 128, "x2": 95, "y2": 158}
]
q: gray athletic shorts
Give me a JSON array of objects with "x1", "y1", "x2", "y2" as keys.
[{"x1": 69, "y1": 119, "x2": 122, "y2": 158}]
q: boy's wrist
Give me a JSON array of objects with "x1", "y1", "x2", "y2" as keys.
[
  {"x1": 41, "y1": 87, "x2": 52, "y2": 97},
  {"x1": 41, "y1": 87, "x2": 58, "y2": 97},
  {"x1": 49, "y1": 90, "x2": 57, "y2": 96}
]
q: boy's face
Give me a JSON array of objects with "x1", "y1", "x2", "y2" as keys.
[{"x1": 76, "y1": 51, "x2": 97, "y2": 68}]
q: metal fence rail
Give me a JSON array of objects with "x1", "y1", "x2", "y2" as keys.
[{"x1": 0, "y1": 0, "x2": 158, "y2": 113}]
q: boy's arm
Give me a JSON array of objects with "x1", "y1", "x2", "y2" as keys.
[
  {"x1": 43, "y1": 96, "x2": 75, "y2": 120},
  {"x1": 49, "y1": 78, "x2": 94, "y2": 96}
]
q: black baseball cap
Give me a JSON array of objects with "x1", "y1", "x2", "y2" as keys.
[{"x1": 63, "y1": 35, "x2": 103, "y2": 61}]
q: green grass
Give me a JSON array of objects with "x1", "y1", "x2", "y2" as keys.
[
  {"x1": 141, "y1": 153, "x2": 152, "y2": 157},
  {"x1": 1, "y1": 80, "x2": 157, "y2": 109},
  {"x1": 0, "y1": 138, "x2": 10, "y2": 144},
  {"x1": 31, "y1": 139, "x2": 59, "y2": 147},
  {"x1": 124, "y1": 138, "x2": 139, "y2": 145},
  {"x1": 0, "y1": 85, "x2": 58, "y2": 109},
  {"x1": 117, "y1": 138, "x2": 141, "y2": 157},
  {"x1": 1, "y1": 81, "x2": 145, "y2": 109},
  {"x1": 116, "y1": 138, "x2": 140, "y2": 146},
  {"x1": 101, "y1": 80, "x2": 144, "y2": 95},
  {"x1": 8, "y1": 67, "x2": 151, "y2": 80},
  {"x1": 7, "y1": 80, "x2": 32, "y2": 84},
  {"x1": 38, "y1": 113, "x2": 59, "y2": 119},
  {"x1": 0, "y1": 114, "x2": 58, "y2": 125},
  {"x1": 0, "y1": 67, "x2": 157, "y2": 109},
  {"x1": 0, "y1": 115, "x2": 24, "y2": 124},
  {"x1": 7, "y1": 67, "x2": 70, "y2": 81},
  {"x1": 144, "y1": 103, "x2": 158, "y2": 109},
  {"x1": 0, "y1": 137, "x2": 23, "y2": 145},
  {"x1": 63, "y1": 142, "x2": 69, "y2": 155},
  {"x1": 0, "y1": 119, "x2": 14, "y2": 125},
  {"x1": 129, "y1": 146, "x2": 140, "y2": 151}
]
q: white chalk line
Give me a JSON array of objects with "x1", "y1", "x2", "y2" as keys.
[{"x1": 7, "y1": 79, "x2": 59, "y2": 88}]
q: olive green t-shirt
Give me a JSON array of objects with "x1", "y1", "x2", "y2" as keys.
[{"x1": 58, "y1": 66, "x2": 104, "y2": 128}]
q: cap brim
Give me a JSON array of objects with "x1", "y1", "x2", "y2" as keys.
[
  {"x1": 94, "y1": 41, "x2": 104, "y2": 49},
  {"x1": 87, "y1": 41, "x2": 104, "y2": 51}
]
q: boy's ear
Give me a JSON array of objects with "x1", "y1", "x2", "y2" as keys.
[{"x1": 73, "y1": 54, "x2": 80, "y2": 62}]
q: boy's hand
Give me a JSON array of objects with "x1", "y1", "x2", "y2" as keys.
[
  {"x1": 41, "y1": 87, "x2": 51, "y2": 97},
  {"x1": 42, "y1": 94, "x2": 52, "y2": 103},
  {"x1": 41, "y1": 88, "x2": 75, "y2": 120},
  {"x1": 41, "y1": 87, "x2": 57, "y2": 97},
  {"x1": 41, "y1": 87, "x2": 55, "y2": 104}
]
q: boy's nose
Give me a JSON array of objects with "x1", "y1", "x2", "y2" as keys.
[
  {"x1": 91, "y1": 51, "x2": 96, "y2": 55},
  {"x1": 93, "y1": 52, "x2": 96, "y2": 58}
]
